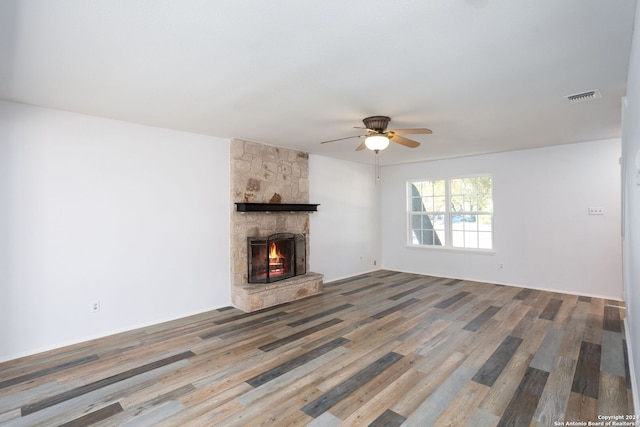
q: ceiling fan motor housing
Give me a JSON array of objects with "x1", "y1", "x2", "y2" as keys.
[{"x1": 363, "y1": 116, "x2": 391, "y2": 133}]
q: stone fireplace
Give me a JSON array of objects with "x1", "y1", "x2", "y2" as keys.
[{"x1": 230, "y1": 139, "x2": 323, "y2": 312}]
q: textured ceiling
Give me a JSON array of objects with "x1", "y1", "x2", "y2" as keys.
[{"x1": 0, "y1": 0, "x2": 636, "y2": 165}]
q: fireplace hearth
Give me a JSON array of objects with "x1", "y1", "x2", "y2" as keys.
[{"x1": 247, "y1": 233, "x2": 306, "y2": 284}]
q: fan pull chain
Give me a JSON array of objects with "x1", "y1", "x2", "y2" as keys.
[{"x1": 375, "y1": 150, "x2": 381, "y2": 182}]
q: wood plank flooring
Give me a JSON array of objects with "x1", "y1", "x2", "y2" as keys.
[{"x1": 0, "y1": 271, "x2": 633, "y2": 426}]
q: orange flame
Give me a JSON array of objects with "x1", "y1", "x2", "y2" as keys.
[{"x1": 269, "y1": 242, "x2": 281, "y2": 261}]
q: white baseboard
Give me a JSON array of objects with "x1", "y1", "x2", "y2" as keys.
[
  {"x1": 322, "y1": 268, "x2": 380, "y2": 284},
  {"x1": 376, "y1": 268, "x2": 624, "y2": 301},
  {"x1": 0, "y1": 305, "x2": 227, "y2": 364}
]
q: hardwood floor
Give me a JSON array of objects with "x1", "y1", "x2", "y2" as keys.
[{"x1": 0, "y1": 271, "x2": 633, "y2": 426}]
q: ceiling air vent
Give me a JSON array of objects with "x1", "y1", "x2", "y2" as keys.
[{"x1": 563, "y1": 89, "x2": 602, "y2": 104}]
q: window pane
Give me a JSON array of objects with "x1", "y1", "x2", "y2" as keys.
[
  {"x1": 416, "y1": 197, "x2": 426, "y2": 212},
  {"x1": 410, "y1": 214, "x2": 443, "y2": 246},
  {"x1": 422, "y1": 215, "x2": 434, "y2": 230},
  {"x1": 450, "y1": 178, "x2": 464, "y2": 195},
  {"x1": 466, "y1": 231, "x2": 478, "y2": 248},
  {"x1": 427, "y1": 197, "x2": 437, "y2": 212},
  {"x1": 452, "y1": 230, "x2": 464, "y2": 247},
  {"x1": 421, "y1": 230, "x2": 429, "y2": 244},
  {"x1": 478, "y1": 215, "x2": 492, "y2": 231},
  {"x1": 450, "y1": 195, "x2": 463, "y2": 212},
  {"x1": 410, "y1": 183, "x2": 423, "y2": 212},
  {"x1": 424, "y1": 230, "x2": 442, "y2": 246},
  {"x1": 422, "y1": 181, "x2": 433, "y2": 196},
  {"x1": 470, "y1": 194, "x2": 478, "y2": 211},
  {"x1": 479, "y1": 232, "x2": 492, "y2": 249},
  {"x1": 463, "y1": 218, "x2": 478, "y2": 232},
  {"x1": 478, "y1": 176, "x2": 492, "y2": 193},
  {"x1": 481, "y1": 197, "x2": 493, "y2": 212},
  {"x1": 411, "y1": 196, "x2": 423, "y2": 212}
]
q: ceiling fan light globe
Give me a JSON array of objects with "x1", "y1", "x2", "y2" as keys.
[{"x1": 365, "y1": 135, "x2": 390, "y2": 151}]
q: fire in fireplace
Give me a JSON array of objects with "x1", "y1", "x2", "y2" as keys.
[{"x1": 247, "y1": 233, "x2": 306, "y2": 283}]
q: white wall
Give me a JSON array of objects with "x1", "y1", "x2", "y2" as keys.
[
  {"x1": 380, "y1": 139, "x2": 623, "y2": 299},
  {"x1": 0, "y1": 101, "x2": 231, "y2": 362},
  {"x1": 622, "y1": 1, "x2": 640, "y2": 413},
  {"x1": 309, "y1": 155, "x2": 380, "y2": 282}
]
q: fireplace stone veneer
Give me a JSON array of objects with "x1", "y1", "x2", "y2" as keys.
[{"x1": 230, "y1": 139, "x2": 323, "y2": 312}]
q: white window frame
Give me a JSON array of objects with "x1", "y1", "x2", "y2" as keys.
[{"x1": 407, "y1": 175, "x2": 494, "y2": 252}]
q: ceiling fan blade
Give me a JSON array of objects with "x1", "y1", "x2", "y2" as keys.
[
  {"x1": 355, "y1": 141, "x2": 367, "y2": 151},
  {"x1": 390, "y1": 134, "x2": 421, "y2": 148},
  {"x1": 390, "y1": 128, "x2": 433, "y2": 135},
  {"x1": 319, "y1": 135, "x2": 364, "y2": 144}
]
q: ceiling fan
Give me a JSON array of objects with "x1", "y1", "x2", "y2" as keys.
[{"x1": 320, "y1": 116, "x2": 432, "y2": 152}]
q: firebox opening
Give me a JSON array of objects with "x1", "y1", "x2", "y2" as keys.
[{"x1": 247, "y1": 233, "x2": 306, "y2": 284}]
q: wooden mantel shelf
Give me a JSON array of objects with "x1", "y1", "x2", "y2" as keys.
[{"x1": 235, "y1": 203, "x2": 320, "y2": 213}]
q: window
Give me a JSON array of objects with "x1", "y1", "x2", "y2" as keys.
[{"x1": 408, "y1": 176, "x2": 493, "y2": 250}]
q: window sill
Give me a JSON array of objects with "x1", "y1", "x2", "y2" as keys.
[{"x1": 406, "y1": 244, "x2": 496, "y2": 255}]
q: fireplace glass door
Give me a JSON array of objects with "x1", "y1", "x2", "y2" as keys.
[{"x1": 247, "y1": 233, "x2": 306, "y2": 283}]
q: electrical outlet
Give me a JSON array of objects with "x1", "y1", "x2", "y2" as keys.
[
  {"x1": 588, "y1": 207, "x2": 604, "y2": 215},
  {"x1": 90, "y1": 300, "x2": 100, "y2": 312}
]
